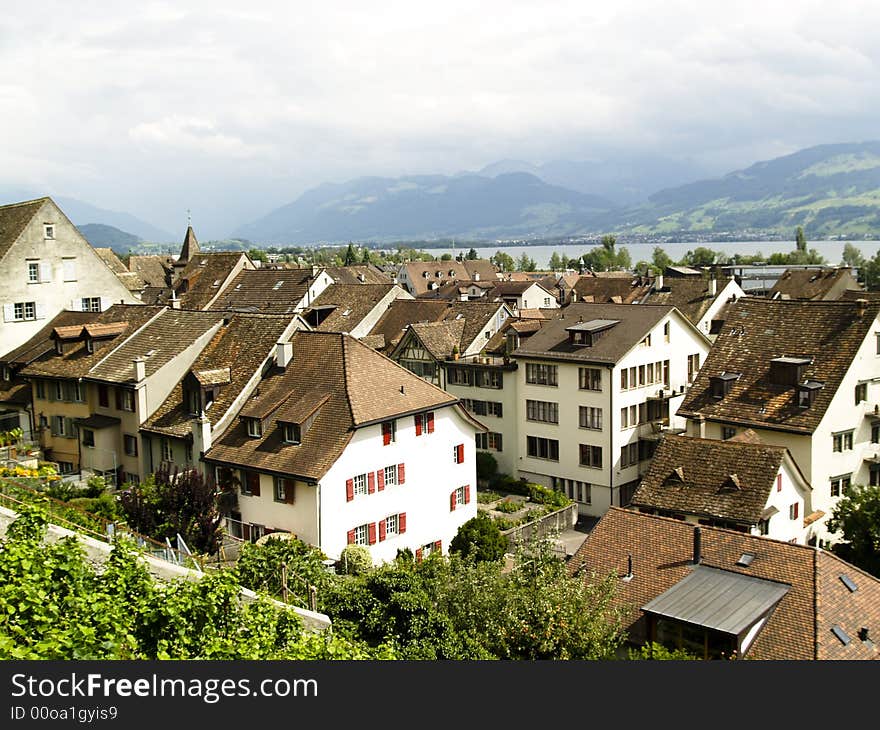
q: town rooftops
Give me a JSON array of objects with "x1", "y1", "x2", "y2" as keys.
[
  {"x1": 569, "y1": 507, "x2": 880, "y2": 660},
  {"x1": 323, "y1": 264, "x2": 392, "y2": 285},
  {"x1": 572, "y1": 273, "x2": 653, "y2": 304},
  {"x1": 94, "y1": 248, "x2": 128, "y2": 274},
  {"x1": 770, "y1": 267, "x2": 862, "y2": 301},
  {"x1": 0, "y1": 197, "x2": 48, "y2": 262},
  {"x1": 174, "y1": 252, "x2": 250, "y2": 310},
  {"x1": 408, "y1": 320, "x2": 467, "y2": 360},
  {"x1": 128, "y1": 256, "x2": 172, "y2": 288},
  {"x1": 643, "y1": 276, "x2": 735, "y2": 326},
  {"x1": 178, "y1": 225, "x2": 200, "y2": 264},
  {"x1": 630, "y1": 433, "x2": 798, "y2": 526},
  {"x1": 678, "y1": 297, "x2": 880, "y2": 434},
  {"x1": 204, "y1": 331, "x2": 460, "y2": 481},
  {"x1": 302, "y1": 283, "x2": 399, "y2": 332},
  {"x1": 401, "y1": 260, "x2": 499, "y2": 295},
  {"x1": 367, "y1": 299, "x2": 451, "y2": 351},
  {"x1": 512, "y1": 302, "x2": 677, "y2": 364},
  {"x1": 210, "y1": 267, "x2": 319, "y2": 314}
]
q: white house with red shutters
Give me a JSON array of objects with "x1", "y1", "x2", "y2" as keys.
[{"x1": 204, "y1": 331, "x2": 482, "y2": 563}]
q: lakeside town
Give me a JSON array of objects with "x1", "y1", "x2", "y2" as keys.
[{"x1": 1, "y1": 195, "x2": 879, "y2": 661}]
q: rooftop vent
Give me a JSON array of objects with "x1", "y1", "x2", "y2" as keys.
[
  {"x1": 273, "y1": 281, "x2": 284, "y2": 290},
  {"x1": 858, "y1": 627, "x2": 870, "y2": 641},
  {"x1": 831, "y1": 625, "x2": 851, "y2": 646},
  {"x1": 736, "y1": 552, "x2": 755, "y2": 567},
  {"x1": 692, "y1": 526, "x2": 702, "y2": 565},
  {"x1": 839, "y1": 574, "x2": 858, "y2": 593},
  {"x1": 720, "y1": 473, "x2": 742, "y2": 492}
]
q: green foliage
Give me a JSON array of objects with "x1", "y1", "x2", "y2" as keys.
[
  {"x1": 236, "y1": 536, "x2": 330, "y2": 605},
  {"x1": 548, "y1": 251, "x2": 564, "y2": 271},
  {"x1": 476, "y1": 491, "x2": 502, "y2": 504},
  {"x1": 826, "y1": 484, "x2": 880, "y2": 577},
  {"x1": 247, "y1": 247, "x2": 268, "y2": 263},
  {"x1": 581, "y1": 235, "x2": 632, "y2": 272},
  {"x1": 450, "y1": 513, "x2": 507, "y2": 563},
  {"x1": 652, "y1": 246, "x2": 672, "y2": 272},
  {"x1": 517, "y1": 252, "x2": 537, "y2": 272},
  {"x1": 678, "y1": 246, "x2": 724, "y2": 266},
  {"x1": 343, "y1": 243, "x2": 358, "y2": 266},
  {"x1": 84, "y1": 475, "x2": 108, "y2": 498},
  {"x1": 841, "y1": 242, "x2": 866, "y2": 269},
  {"x1": 361, "y1": 247, "x2": 372, "y2": 264},
  {"x1": 338, "y1": 544, "x2": 373, "y2": 575},
  {"x1": 795, "y1": 226, "x2": 807, "y2": 252},
  {"x1": 44, "y1": 480, "x2": 78, "y2": 502},
  {"x1": 864, "y1": 249, "x2": 880, "y2": 291},
  {"x1": 466, "y1": 247, "x2": 479, "y2": 260},
  {"x1": 628, "y1": 642, "x2": 700, "y2": 660},
  {"x1": 68, "y1": 493, "x2": 121, "y2": 522},
  {"x1": 475, "y1": 451, "x2": 498, "y2": 481},
  {"x1": 491, "y1": 251, "x2": 516, "y2": 272},
  {"x1": 0, "y1": 506, "x2": 386, "y2": 659},
  {"x1": 440, "y1": 253, "x2": 453, "y2": 261},
  {"x1": 494, "y1": 499, "x2": 521, "y2": 513}
]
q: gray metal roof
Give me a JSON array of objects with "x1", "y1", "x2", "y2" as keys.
[
  {"x1": 641, "y1": 565, "x2": 790, "y2": 635},
  {"x1": 565, "y1": 318, "x2": 620, "y2": 332}
]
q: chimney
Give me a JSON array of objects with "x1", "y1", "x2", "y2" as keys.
[
  {"x1": 474, "y1": 272, "x2": 480, "y2": 282},
  {"x1": 693, "y1": 526, "x2": 702, "y2": 565},
  {"x1": 191, "y1": 413, "x2": 212, "y2": 459},
  {"x1": 855, "y1": 298, "x2": 868, "y2": 318},
  {"x1": 170, "y1": 289, "x2": 181, "y2": 310},
  {"x1": 358, "y1": 272, "x2": 366, "y2": 283},
  {"x1": 708, "y1": 278, "x2": 717, "y2": 297},
  {"x1": 859, "y1": 627, "x2": 870, "y2": 641},
  {"x1": 133, "y1": 357, "x2": 146, "y2": 382},
  {"x1": 622, "y1": 554, "x2": 633, "y2": 582},
  {"x1": 656, "y1": 274, "x2": 664, "y2": 291},
  {"x1": 276, "y1": 341, "x2": 293, "y2": 368},
  {"x1": 311, "y1": 265, "x2": 320, "y2": 278}
]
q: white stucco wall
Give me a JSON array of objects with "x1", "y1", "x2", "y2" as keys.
[{"x1": 349, "y1": 285, "x2": 414, "y2": 339}]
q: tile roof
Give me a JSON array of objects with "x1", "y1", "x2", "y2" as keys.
[
  {"x1": 401, "y1": 261, "x2": 499, "y2": 296},
  {"x1": 210, "y1": 267, "x2": 317, "y2": 314},
  {"x1": 409, "y1": 320, "x2": 466, "y2": 360},
  {"x1": 770, "y1": 268, "x2": 862, "y2": 301},
  {"x1": 678, "y1": 298, "x2": 880, "y2": 433},
  {"x1": 367, "y1": 299, "x2": 450, "y2": 351},
  {"x1": 128, "y1": 256, "x2": 172, "y2": 288},
  {"x1": 512, "y1": 302, "x2": 675, "y2": 364},
  {"x1": 303, "y1": 283, "x2": 398, "y2": 333},
  {"x1": 94, "y1": 248, "x2": 128, "y2": 274},
  {"x1": 631, "y1": 434, "x2": 789, "y2": 525},
  {"x1": 1, "y1": 311, "x2": 98, "y2": 364},
  {"x1": 175, "y1": 252, "x2": 248, "y2": 310},
  {"x1": 205, "y1": 331, "x2": 458, "y2": 481},
  {"x1": 569, "y1": 507, "x2": 880, "y2": 660},
  {"x1": 87, "y1": 309, "x2": 225, "y2": 383},
  {"x1": 443, "y1": 300, "x2": 507, "y2": 352},
  {"x1": 142, "y1": 313, "x2": 293, "y2": 439},
  {"x1": 323, "y1": 265, "x2": 393, "y2": 285},
  {"x1": 0, "y1": 198, "x2": 46, "y2": 263},
  {"x1": 642, "y1": 277, "x2": 730, "y2": 326},
  {"x1": 178, "y1": 226, "x2": 200, "y2": 262},
  {"x1": 572, "y1": 274, "x2": 653, "y2": 304},
  {"x1": 20, "y1": 305, "x2": 164, "y2": 379}
]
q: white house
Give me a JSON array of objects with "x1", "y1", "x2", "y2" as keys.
[
  {"x1": 487, "y1": 280, "x2": 560, "y2": 315},
  {"x1": 511, "y1": 302, "x2": 712, "y2": 517},
  {"x1": 678, "y1": 296, "x2": 880, "y2": 546},
  {"x1": 0, "y1": 197, "x2": 140, "y2": 356},
  {"x1": 204, "y1": 331, "x2": 483, "y2": 563},
  {"x1": 642, "y1": 272, "x2": 745, "y2": 339}
]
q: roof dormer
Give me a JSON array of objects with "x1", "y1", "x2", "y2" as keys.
[
  {"x1": 565, "y1": 318, "x2": 619, "y2": 347},
  {"x1": 769, "y1": 356, "x2": 812, "y2": 386},
  {"x1": 796, "y1": 380, "x2": 824, "y2": 409},
  {"x1": 709, "y1": 372, "x2": 741, "y2": 399}
]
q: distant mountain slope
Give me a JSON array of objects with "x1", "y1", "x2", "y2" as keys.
[
  {"x1": 234, "y1": 172, "x2": 616, "y2": 244},
  {"x1": 78, "y1": 223, "x2": 143, "y2": 252},
  {"x1": 610, "y1": 141, "x2": 880, "y2": 237},
  {"x1": 0, "y1": 187, "x2": 174, "y2": 242}
]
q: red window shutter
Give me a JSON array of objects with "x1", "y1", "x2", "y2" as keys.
[
  {"x1": 368, "y1": 523, "x2": 377, "y2": 545},
  {"x1": 368, "y1": 471, "x2": 376, "y2": 494},
  {"x1": 464, "y1": 484, "x2": 471, "y2": 504},
  {"x1": 379, "y1": 520, "x2": 386, "y2": 541},
  {"x1": 347, "y1": 529, "x2": 356, "y2": 544},
  {"x1": 427, "y1": 411, "x2": 435, "y2": 433},
  {"x1": 399, "y1": 512, "x2": 406, "y2": 533},
  {"x1": 398, "y1": 463, "x2": 405, "y2": 484},
  {"x1": 382, "y1": 422, "x2": 391, "y2": 446},
  {"x1": 450, "y1": 490, "x2": 457, "y2": 511},
  {"x1": 793, "y1": 503, "x2": 799, "y2": 519},
  {"x1": 414, "y1": 415, "x2": 422, "y2": 436},
  {"x1": 346, "y1": 478, "x2": 354, "y2": 502},
  {"x1": 433, "y1": 540, "x2": 441, "y2": 553},
  {"x1": 457, "y1": 444, "x2": 464, "y2": 463},
  {"x1": 377, "y1": 469, "x2": 385, "y2": 491},
  {"x1": 416, "y1": 548, "x2": 423, "y2": 562},
  {"x1": 777, "y1": 474, "x2": 782, "y2": 492}
]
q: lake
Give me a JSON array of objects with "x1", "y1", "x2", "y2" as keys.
[{"x1": 419, "y1": 241, "x2": 880, "y2": 270}]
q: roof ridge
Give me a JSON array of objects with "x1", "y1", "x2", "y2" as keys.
[{"x1": 0, "y1": 196, "x2": 50, "y2": 210}]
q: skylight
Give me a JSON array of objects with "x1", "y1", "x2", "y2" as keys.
[
  {"x1": 839, "y1": 574, "x2": 858, "y2": 593},
  {"x1": 273, "y1": 281, "x2": 284, "y2": 290},
  {"x1": 831, "y1": 625, "x2": 851, "y2": 646},
  {"x1": 736, "y1": 552, "x2": 755, "y2": 567}
]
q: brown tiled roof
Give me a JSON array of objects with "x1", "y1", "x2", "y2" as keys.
[
  {"x1": 1, "y1": 311, "x2": 98, "y2": 364},
  {"x1": 116, "y1": 271, "x2": 147, "y2": 292},
  {"x1": 129, "y1": 256, "x2": 172, "y2": 288},
  {"x1": 303, "y1": 284, "x2": 398, "y2": 333},
  {"x1": 512, "y1": 302, "x2": 675, "y2": 364},
  {"x1": 0, "y1": 378, "x2": 30, "y2": 406},
  {"x1": 20, "y1": 305, "x2": 164, "y2": 379},
  {"x1": 573, "y1": 274, "x2": 653, "y2": 304},
  {"x1": 678, "y1": 298, "x2": 880, "y2": 433},
  {"x1": 569, "y1": 507, "x2": 880, "y2": 660},
  {"x1": 367, "y1": 299, "x2": 450, "y2": 351},
  {"x1": 0, "y1": 198, "x2": 45, "y2": 262},
  {"x1": 631, "y1": 434, "x2": 789, "y2": 525},
  {"x1": 488, "y1": 280, "x2": 542, "y2": 296},
  {"x1": 483, "y1": 316, "x2": 551, "y2": 355},
  {"x1": 360, "y1": 334, "x2": 386, "y2": 350},
  {"x1": 178, "y1": 226, "x2": 200, "y2": 262},
  {"x1": 323, "y1": 265, "x2": 392, "y2": 285},
  {"x1": 94, "y1": 248, "x2": 128, "y2": 274},
  {"x1": 139, "y1": 286, "x2": 169, "y2": 305},
  {"x1": 443, "y1": 300, "x2": 507, "y2": 352},
  {"x1": 87, "y1": 309, "x2": 224, "y2": 383},
  {"x1": 409, "y1": 320, "x2": 466, "y2": 360},
  {"x1": 84, "y1": 322, "x2": 129, "y2": 338},
  {"x1": 210, "y1": 267, "x2": 317, "y2": 314},
  {"x1": 402, "y1": 261, "x2": 499, "y2": 296},
  {"x1": 643, "y1": 277, "x2": 729, "y2": 326},
  {"x1": 462, "y1": 259, "x2": 500, "y2": 282},
  {"x1": 142, "y1": 313, "x2": 293, "y2": 439},
  {"x1": 204, "y1": 331, "x2": 458, "y2": 481},
  {"x1": 175, "y1": 252, "x2": 248, "y2": 310},
  {"x1": 770, "y1": 268, "x2": 862, "y2": 301}
]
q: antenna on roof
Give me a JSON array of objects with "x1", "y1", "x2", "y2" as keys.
[{"x1": 187, "y1": 208, "x2": 191, "y2": 227}]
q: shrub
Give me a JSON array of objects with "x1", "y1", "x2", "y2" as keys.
[
  {"x1": 44, "y1": 480, "x2": 78, "y2": 502},
  {"x1": 237, "y1": 535, "x2": 329, "y2": 604},
  {"x1": 450, "y1": 513, "x2": 508, "y2": 562},
  {"x1": 84, "y1": 475, "x2": 108, "y2": 498},
  {"x1": 476, "y1": 491, "x2": 501, "y2": 504},
  {"x1": 475, "y1": 451, "x2": 498, "y2": 481},
  {"x1": 338, "y1": 545, "x2": 373, "y2": 575},
  {"x1": 494, "y1": 499, "x2": 521, "y2": 514},
  {"x1": 68, "y1": 492, "x2": 120, "y2": 522}
]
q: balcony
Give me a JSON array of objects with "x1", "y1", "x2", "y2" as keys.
[{"x1": 863, "y1": 444, "x2": 880, "y2": 464}]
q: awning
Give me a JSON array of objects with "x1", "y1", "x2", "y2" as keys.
[{"x1": 75, "y1": 414, "x2": 121, "y2": 429}]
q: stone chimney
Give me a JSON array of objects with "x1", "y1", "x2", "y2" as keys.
[
  {"x1": 708, "y1": 278, "x2": 717, "y2": 297},
  {"x1": 133, "y1": 357, "x2": 146, "y2": 382},
  {"x1": 656, "y1": 274, "x2": 664, "y2": 291},
  {"x1": 276, "y1": 341, "x2": 293, "y2": 368},
  {"x1": 855, "y1": 298, "x2": 868, "y2": 318},
  {"x1": 311, "y1": 265, "x2": 320, "y2": 278},
  {"x1": 191, "y1": 413, "x2": 212, "y2": 459}
]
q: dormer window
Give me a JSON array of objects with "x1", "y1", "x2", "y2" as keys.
[
  {"x1": 769, "y1": 356, "x2": 812, "y2": 386},
  {"x1": 245, "y1": 418, "x2": 262, "y2": 438},
  {"x1": 709, "y1": 372, "x2": 741, "y2": 399},
  {"x1": 282, "y1": 423, "x2": 301, "y2": 444},
  {"x1": 798, "y1": 380, "x2": 824, "y2": 409},
  {"x1": 186, "y1": 388, "x2": 201, "y2": 416},
  {"x1": 566, "y1": 319, "x2": 619, "y2": 347}
]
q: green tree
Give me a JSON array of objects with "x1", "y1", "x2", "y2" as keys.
[
  {"x1": 863, "y1": 249, "x2": 880, "y2": 291},
  {"x1": 679, "y1": 247, "x2": 724, "y2": 266},
  {"x1": 343, "y1": 243, "x2": 358, "y2": 266},
  {"x1": 517, "y1": 253, "x2": 537, "y2": 272},
  {"x1": 236, "y1": 536, "x2": 330, "y2": 605},
  {"x1": 466, "y1": 247, "x2": 479, "y2": 260},
  {"x1": 795, "y1": 226, "x2": 807, "y2": 252},
  {"x1": 449, "y1": 513, "x2": 507, "y2": 563},
  {"x1": 652, "y1": 246, "x2": 672, "y2": 273},
  {"x1": 361, "y1": 247, "x2": 372, "y2": 265},
  {"x1": 440, "y1": 253, "x2": 453, "y2": 261},
  {"x1": 826, "y1": 484, "x2": 880, "y2": 578},
  {"x1": 548, "y1": 251, "x2": 564, "y2": 271},
  {"x1": 841, "y1": 242, "x2": 866, "y2": 269},
  {"x1": 248, "y1": 248, "x2": 268, "y2": 263},
  {"x1": 582, "y1": 236, "x2": 632, "y2": 272},
  {"x1": 492, "y1": 251, "x2": 516, "y2": 272}
]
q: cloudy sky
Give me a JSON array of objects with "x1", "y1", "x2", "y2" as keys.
[{"x1": 2, "y1": 0, "x2": 879, "y2": 238}]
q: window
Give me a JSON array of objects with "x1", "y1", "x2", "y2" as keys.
[
  {"x1": 81, "y1": 297, "x2": 101, "y2": 312},
  {"x1": 579, "y1": 444, "x2": 603, "y2": 468},
  {"x1": 830, "y1": 474, "x2": 851, "y2": 497},
  {"x1": 10, "y1": 301, "x2": 37, "y2": 321},
  {"x1": 722, "y1": 426, "x2": 737, "y2": 440},
  {"x1": 870, "y1": 468, "x2": 880, "y2": 487},
  {"x1": 352, "y1": 524, "x2": 371, "y2": 547},
  {"x1": 877, "y1": 333, "x2": 880, "y2": 355},
  {"x1": 543, "y1": 297, "x2": 551, "y2": 307},
  {"x1": 620, "y1": 404, "x2": 638, "y2": 429},
  {"x1": 579, "y1": 406, "x2": 602, "y2": 430},
  {"x1": 475, "y1": 432, "x2": 503, "y2": 452},
  {"x1": 553, "y1": 477, "x2": 592, "y2": 505},
  {"x1": 124, "y1": 473, "x2": 140, "y2": 486},
  {"x1": 789, "y1": 502, "x2": 799, "y2": 521},
  {"x1": 620, "y1": 369, "x2": 628, "y2": 390},
  {"x1": 578, "y1": 367, "x2": 601, "y2": 391},
  {"x1": 855, "y1": 382, "x2": 868, "y2": 405},
  {"x1": 526, "y1": 363, "x2": 557, "y2": 386},
  {"x1": 776, "y1": 473, "x2": 782, "y2": 492},
  {"x1": 527, "y1": 435, "x2": 559, "y2": 461},
  {"x1": 55, "y1": 381, "x2": 64, "y2": 401},
  {"x1": 185, "y1": 444, "x2": 193, "y2": 463},
  {"x1": 246, "y1": 418, "x2": 262, "y2": 438},
  {"x1": 453, "y1": 443, "x2": 465, "y2": 464},
  {"x1": 872, "y1": 423, "x2": 880, "y2": 444},
  {"x1": 124, "y1": 434, "x2": 138, "y2": 457},
  {"x1": 450, "y1": 485, "x2": 471, "y2": 511},
  {"x1": 116, "y1": 388, "x2": 135, "y2": 412},
  {"x1": 640, "y1": 334, "x2": 652, "y2": 348},
  {"x1": 35, "y1": 380, "x2": 45, "y2": 399},
  {"x1": 283, "y1": 423, "x2": 301, "y2": 444},
  {"x1": 240, "y1": 470, "x2": 261, "y2": 496},
  {"x1": 353, "y1": 472, "x2": 369, "y2": 497},
  {"x1": 274, "y1": 476, "x2": 294, "y2": 503},
  {"x1": 44, "y1": 224, "x2": 55, "y2": 239},
  {"x1": 687, "y1": 354, "x2": 700, "y2": 383},
  {"x1": 664, "y1": 322, "x2": 670, "y2": 342},
  {"x1": 832, "y1": 431, "x2": 854, "y2": 452},
  {"x1": 82, "y1": 429, "x2": 95, "y2": 448},
  {"x1": 384, "y1": 464, "x2": 399, "y2": 487},
  {"x1": 477, "y1": 369, "x2": 502, "y2": 389},
  {"x1": 638, "y1": 365, "x2": 646, "y2": 386},
  {"x1": 28, "y1": 262, "x2": 39, "y2": 283},
  {"x1": 620, "y1": 442, "x2": 639, "y2": 468},
  {"x1": 448, "y1": 367, "x2": 473, "y2": 386},
  {"x1": 383, "y1": 513, "x2": 401, "y2": 538},
  {"x1": 663, "y1": 360, "x2": 670, "y2": 387},
  {"x1": 161, "y1": 438, "x2": 172, "y2": 462},
  {"x1": 62, "y1": 258, "x2": 76, "y2": 282},
  {"x1": 526, "y1": 399, "x2": 559, "y2": 424},
  {"x1": 487, "y1": 401, "x2": 503, "y2": 417},
  {"x1": 414, "y1": 411, "x2": 434, "y2": 436}
]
